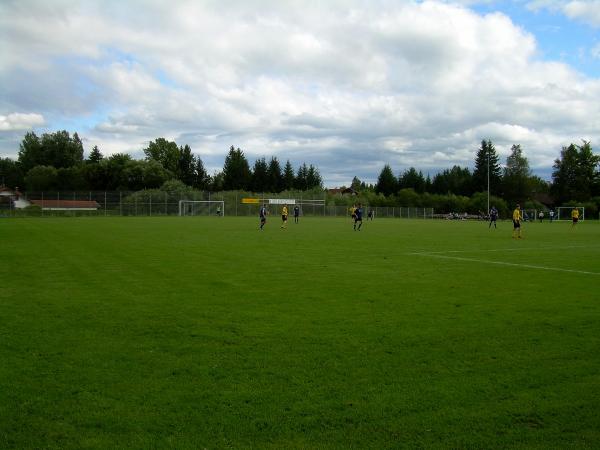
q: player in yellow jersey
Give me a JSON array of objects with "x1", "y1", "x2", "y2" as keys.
[
  {"x1": 512, "y1": 204, "x2": 522, "y2": 239},
  {"x1": 281, "y1": 205, "x2": 288, "y2": 229},
  {"x1": 350, "y1": 205, "x2": 357, "y2": 221},
  {"x1": 571, "y1": 207, "x2": 579, "y2": 227}
]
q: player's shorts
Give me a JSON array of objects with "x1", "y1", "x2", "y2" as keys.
[
  {"x1": 282, "y1": 215, "x2": 287, "y2": 221},
  {"x1": 513, "y1": 220, "x2": 520, "y2": 229},
  {"x1": 490, "y1": 215, "x2": 497, "y2": 221},
  {"x1": 260, "y1": 217, "x2": 266, "y2": 223},
  {"x1": 355, "y1": 217, "x2": 362, "y2": 223},
  {"x1": 573, "y1": 217, "x2": 578, "y2": 223}
]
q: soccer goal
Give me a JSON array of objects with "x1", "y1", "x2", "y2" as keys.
[
  {"x1": 522, "y1": 209, "x2": 537, "y2": 222},
  {"x1": 179, "y1": 200, "x2": 225, "y2": 217},
  {"x1": 556, "y1": 206, "x2": 585, "y2": 221}
]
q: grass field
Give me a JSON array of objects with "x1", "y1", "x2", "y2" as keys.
[{"x1": 1, "y1": 216, "x2": 600, "y2": 449}]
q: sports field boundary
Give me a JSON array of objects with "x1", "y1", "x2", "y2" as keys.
[{"x1": 407, "y1": 245, "x2": 600, "y2": 276}]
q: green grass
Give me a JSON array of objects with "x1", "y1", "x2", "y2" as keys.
[{"x1": 1, "y1": 216, "x2": 599, "y2": 449}]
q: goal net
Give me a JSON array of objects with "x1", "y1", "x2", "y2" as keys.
[
  {"x1": 179, "y1": 200, "x2": 225, "y2": 217},
  {"x1": 556, "y1": 206, "x2": 584, "y2": 221}
]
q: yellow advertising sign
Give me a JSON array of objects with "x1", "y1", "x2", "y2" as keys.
[{"x1": 241, "y1": 198, "x2": 260, "y2": 204}]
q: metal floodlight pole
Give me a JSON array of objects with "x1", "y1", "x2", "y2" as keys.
[{"x1": 487, "y1": 146, "x2": 490, "y2": 214}]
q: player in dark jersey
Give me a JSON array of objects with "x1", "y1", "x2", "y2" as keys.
[
  {"x1": 353, "y1": 203, "x2": 363, "y2": 231},
  {"x1": 293, "y1": 205, "x2": 300, "y2": 223},
  {"x1": 489, "y1": 206, "x2": 498, "y2": 229},
  {"x1": 259, "y1": 204, "x2": 267, "y2": 230}
]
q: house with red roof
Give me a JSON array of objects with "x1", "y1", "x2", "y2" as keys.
[
  {"x1": 0, "y1": 187, "x2": 100, "y2": 211},
  {"x1": 29, "y1": 199, "x2": 100, "y2": 211}
]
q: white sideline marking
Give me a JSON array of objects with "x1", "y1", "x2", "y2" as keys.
[
  {"x1": 417, "y1": 245, "x2": 595, "y2": 255},
  {"x1": 408, "y1": 253, "x2": 600, "y2": 276}
]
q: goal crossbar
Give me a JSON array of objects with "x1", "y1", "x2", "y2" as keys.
[{"x1": 556, "y1": 206, "x2": 585, "y2": 221}]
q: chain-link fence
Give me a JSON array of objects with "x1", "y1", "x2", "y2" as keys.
[{"x1": 1, "y1": 191, "x2": 435, "y2": 219}]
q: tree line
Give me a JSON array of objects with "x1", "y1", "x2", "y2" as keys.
[
  {"x1": 1, "y1": 132, "x2": 599, "y2": 215},
  {"x1": 368, "y1": 140, "x2": 600, "y2": 208},
  {"x1": 0, "y1": 132, "x2": 323, "y2": 192}
]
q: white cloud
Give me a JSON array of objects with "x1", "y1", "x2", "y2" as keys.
[
  {"x1": 1, "y1": 0, "x2": 599, "y2": 184},
  {"x1": 528, "y1": 0, "x2": 600, "y2": 27},
  {"x1": 563, "y1": 1, "x2": 600, "y2": 27},
  {"x1": 0, "y1": 113, "x2": 45, "y2": 131}
]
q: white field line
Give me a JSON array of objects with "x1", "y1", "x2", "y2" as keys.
[
  {"x1": 414, "y1": 245, "x2": 595, "y2": 255},
  {"x1": 407, "y1": 253, "x2": 600, "y2": 276}
]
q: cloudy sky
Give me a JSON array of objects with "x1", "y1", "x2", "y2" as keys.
[{"x1": 1, "y1": 0, "x2": 599, "y2": 186}]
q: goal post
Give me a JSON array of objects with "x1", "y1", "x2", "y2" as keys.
[
  {"x1": 179, "y1": 200, "x2": 225, "y2": 217},
  {"x1": 556, "y1": 206, "x2": 585, "y2": 221},
  {"x1": 522, "y1": 209, "x2": 537, "y2": 222}
]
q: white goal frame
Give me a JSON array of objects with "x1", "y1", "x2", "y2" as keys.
[
  {"x1": 556, "y1": 206, "x2": 585, "y2": 221},
  {"x1": 522, "y1": 209, "x2": 537, "y2": 222},
  {"x1": 179, "y1": 200, "x2": 225, "y2": 217}
]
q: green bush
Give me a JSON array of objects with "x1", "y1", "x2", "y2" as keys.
[
  {"x1": 23, "y1": 205, "x2": 42, "y2": 216},
  {"x1": 468, "y1": 192, "x2": 508, "y2": 217}
]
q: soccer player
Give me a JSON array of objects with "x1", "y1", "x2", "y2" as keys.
[
  {"x1": 353, "y1": 203, "x2": 363, "y2": 231},
  {"x1": 293, "y1": 205, "x2": 300, "y2": 223},
  {"x1": 259, "y1": 204, "x2": 267, "y2": 230},
  {"x1": 571, "y1": 207, "x2": 579, "y2": 227},
  {"x1": 350, "y1": 205, "x2": 357, "y2": 221},
  {"x1": 489, "y1": 206, "x2": 498, "y2": 229},
  {"x1": 549, "y1": 210, "x2": 555, "y2": 222},
  {"x1": 512, "y1": 204, "x2": 522, "y2": 239},
  {"x1": 367, "y1": 208, "x2": 374, "y2": 221},
  {"x1": 281, "y1": 204, "x2": 288, "y2": 229},
  {"x1": 538, "y1": 211, "x2": 544, "y2": 223}
]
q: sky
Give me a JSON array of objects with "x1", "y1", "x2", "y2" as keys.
[{"x1": 1, "y1": 0, "x2": 599, "y2": 187}]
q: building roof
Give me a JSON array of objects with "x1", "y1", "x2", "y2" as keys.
[
  {"x1": 328, "y1": 187, "x2": 357, "y2": 195},
  {"x1": 29, "y1": 199, "x2": 101, "y2": 209}
]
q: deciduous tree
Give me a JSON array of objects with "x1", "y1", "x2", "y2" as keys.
[
  {"x1": 0, "y1": 158, "x2": 24, "y2": 189},
  {"x1": 552, "y1": 141, "x2": 600, "y2": 202},
  {"x1": 432, "y1": 166, "x2": 472, "y2": 196},
  {"x1": 18, "y1": 130, "x2": 84, "y2": 172},
  {"x1": 144, "y1": 138, "x2": 179, "y2": 174}
]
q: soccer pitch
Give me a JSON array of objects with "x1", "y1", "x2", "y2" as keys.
[{"x1": 2, "y1": 216, "x2": 599, "y2": 449}]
